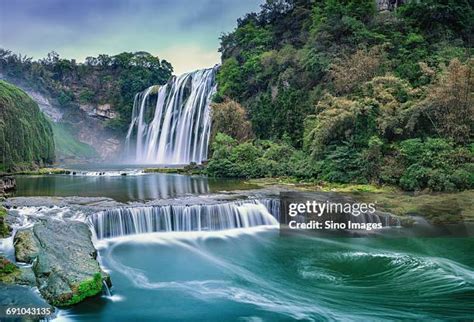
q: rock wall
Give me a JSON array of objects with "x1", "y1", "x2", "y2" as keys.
[
  {"x1": 0, "y1": 77, "x2": 122, "y2": 162},
  {"x1": 376, "y1": 0, "x2": 406, "y2": 12}
]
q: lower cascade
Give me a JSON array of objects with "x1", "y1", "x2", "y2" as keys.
[
  {"x1": 89, "y1": 199, "x2": 280, "y2": 239},
  {"x1": 125, "y1": 67, "x2": 218, "y2": 165}
]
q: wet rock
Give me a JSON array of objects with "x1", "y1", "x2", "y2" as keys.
[
  {"x1": 0, "y1": 256, "x2": 21, "y2": 284},
  {"x1": 0, "y1": 176, "x2": 16, "y2": 194},
  {"x1": 0, "y1": 256, "x2": 36, "y2": 287},
  {"x1": 13, "y1": 219, "x2": 110, "y2": 306},
  {"x1": 14, "y1": 230, "x2": 40, "y2": 263},
  {"x1": 0, "y1": 206, "x2": 12, "y2": 237},
  {"x1": 0, "y1": 283, "x2": 53, "y2": 318},
  {"x1": 17, "y1": 266, "x2": 37, "y2": 286}
]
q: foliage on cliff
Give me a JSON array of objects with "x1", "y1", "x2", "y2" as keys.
[
  {"x1": 0, "y1": 81, "x2": 55, "y2": 171},
  {"x1": 0, "y1": 50, "x2": 173, "y2": 131},
  {"x1": 209, "y1": 0, "x2": 473, "y2": 191},
  {"x1": 210, "y1": 100, "x2": 254, "y2": 144}
]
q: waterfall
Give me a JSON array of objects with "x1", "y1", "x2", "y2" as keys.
[
  {"x1": 125, "y1": 67, "x2": 218, "y2": 164},
  {"x1": 102, "y1": 280, "x2": 111, "y2": 297},
  {"x1": 89, "y1": 199, "x2": 279, "y2": 239}
]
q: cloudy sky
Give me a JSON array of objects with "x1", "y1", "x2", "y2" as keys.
[{"x1": 0, "y1": 0, "x2": 263, "y2": 74}]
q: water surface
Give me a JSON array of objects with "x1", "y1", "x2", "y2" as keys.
[
  {"x1": 14, "y1": 173, "x2": 256, "y2": 202},
  {"x1": 8, "y1": 170, "x2": 474, "y2": 321},
  {"x1": 58, "y1": 230, "x2": 474, "y2": 321}
]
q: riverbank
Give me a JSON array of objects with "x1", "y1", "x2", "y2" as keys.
[
  {"x1": 246, "y1": 178, "x2": 474, "y2": 224},
  {"x1": 7, "y1": 165, "x2": 474, "y2": 223}
]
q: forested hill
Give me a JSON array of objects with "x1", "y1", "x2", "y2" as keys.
[
  {"x1": 209, "y1": 0, "x2": 473, "y2": 191},
  {"x1": 0, "y1": 81, "x2": 55, "y2": 171},
  {"x1": 0, "y1": 51, "x2": 173, "y2": 131}
]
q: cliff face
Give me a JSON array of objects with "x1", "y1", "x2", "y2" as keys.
[
  {"x1": 0, "y1": 80, "x2": 121, "y2": 163},
  {"x1": 0, "y1": 81, "x2": 55, "y2": 171},
  {"x1": 0, "y1": 51, "x2": 174, "y2": 163},
  {"x1": 376, "y1": 0, "x2": 405, "y2": 12}
]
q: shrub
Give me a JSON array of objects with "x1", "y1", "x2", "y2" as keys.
[
  {"x1": 330, "y1": 46, "x2": 387, "y2": 95},
  {"x1": 210, "y1": 100, "x2": 253, "y2": 143},
  {"x1": 410, "y1": 59, "x2": 473, "y2": 144},
  {"x1": 397, "y1": 138, "x2": 473, "y2": 191}
]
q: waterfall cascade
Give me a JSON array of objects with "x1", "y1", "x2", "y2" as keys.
[
  {"x1": 89, "y1": 199, "x2": 280, "y2": 239},
  {"x1": 125, "y1": 67, "x2": 217, "y2": 164}
]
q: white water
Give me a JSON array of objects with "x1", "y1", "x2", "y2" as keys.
[
  {"x1": 88, "y1": 200, "x2": 280, "y2": 239},
  {"x1": 66, "y1": 170, "x2": 145, "y2": 177},
  {"x1": 125, "y1": 67, "x2": 217, "y2": 165}
]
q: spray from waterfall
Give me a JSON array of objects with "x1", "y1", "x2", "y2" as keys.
[{"x1": 125, "y1": 66, "x2": 218, "y2": 164}]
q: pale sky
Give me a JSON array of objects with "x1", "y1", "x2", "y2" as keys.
[{"x1": 0, "y1": 0, "x2": 264, "y2": 74}]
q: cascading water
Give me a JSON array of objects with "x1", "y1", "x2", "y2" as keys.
[
  {"x1": 125, "y1": 66, "x2": 218, "y2": 164},
  {"x1": 89, "y1": 199, "x2": 280, "y2": 239}
]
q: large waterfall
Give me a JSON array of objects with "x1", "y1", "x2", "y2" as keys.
[
  {"x1": 125, "y1": 67, "x2": 217, "y2": 164},
  {"x1": 89, "y1": 199, "x2": 280, "y2": 239}
]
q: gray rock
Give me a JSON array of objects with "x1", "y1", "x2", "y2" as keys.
[
  {"x1": 14, "y1": 230, "x2": 40, "y2": 263},
  {"x1": 13, "y1": 219, "x2": 110, "y2": 306},
  {"x1": 0, "y1": 283, "x2": 53, "y2": 318},
  {"x1": 17, "y1": 266, "x2": 37, "y2": 286},
  {"x1": 0, "y1": 176, "x2": 16, "y2": 194}
]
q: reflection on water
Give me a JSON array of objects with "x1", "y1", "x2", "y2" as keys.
[{"x1": 14, "y1": 174, "x2": 256, "y2": 202}]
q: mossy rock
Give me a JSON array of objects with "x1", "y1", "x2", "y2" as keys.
[
  {"x1": 54, "y1": 273, "x2": 103, "y2": 306},
  {"x1": 14, "y1": 229, "x2": 40, "y2": 263},
  {"x1": 0, "y1": 256, "x2": 20, "y2": 284},
  {"x1": 14, "y1": 220, "x2": 110, "y2": 306},
  {"x1": 0, "y1": 206, "x2": 12, "y2": 238}
]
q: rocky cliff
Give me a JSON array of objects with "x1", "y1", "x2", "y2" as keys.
[{"x1": 1, "y1": 80, "x2": 122, "y2": 162}]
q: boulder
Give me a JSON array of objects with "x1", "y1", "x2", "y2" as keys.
[
  {"x1": 0, "y1": 283, "x2": 52, "y2": 318},
  {"x1": 0, "y1": 256, "x2": 21, "y2": 284},
  {"x1": 0, "y1": 256, "x2": 36, "y2": 286},
  {"x1": 0, "y1": 206, "x2": 12, "y2": 237},
  {"x1": 0, "y1": 176, "x2": 16, "y2": 194},
  {"x1": 13, "y1": 219, "x2": 110, "y2": 306},
  {"x1": 14, "y1": 229, "x2": 40, "y2": 263}
]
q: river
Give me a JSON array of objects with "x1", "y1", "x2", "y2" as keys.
[{"x1": 7, "y1": 169, "x2": 474, "y2": 321}]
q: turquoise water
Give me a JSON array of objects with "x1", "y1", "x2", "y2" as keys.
[
  {"x1": 58, "y1": 229, "x2": 474, "y2": 321},
  {"x1": 8, "y1": 172, "x2": 474, "y2": 320}
]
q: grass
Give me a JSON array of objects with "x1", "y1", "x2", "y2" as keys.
[
  {"x1": 246, "y1": 177, "x2": 396, "y2": 193},
  {"x1": 144, "y1": 163, "x2": 205, "y2": 175},
  {"x1": 247, "y1": 177, "x2": 473, "y2": 224},
  {"x1": 51, "y1": 122, "x2": 98, "y2": 160},
  {"x1": 14, "y1": 167, "x2": 68, "y2": 175},
  {"x1": 352, "y1": 190, "x2": 474, "y2": 224}
]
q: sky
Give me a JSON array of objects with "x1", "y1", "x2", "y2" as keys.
[{"x1": 0, "y1": 0, "x2": 264, "y2": 74}]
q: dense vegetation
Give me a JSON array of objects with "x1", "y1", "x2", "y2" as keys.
[
  {"x1": 0, "y1": 50, "x2": 173, "y2": 131},
  {"x1": 0, "y1": 81, "x2": 55, "y2": 171},
  {"x1": 209, "y1": 0, "x2": 473, "y2": 191}
]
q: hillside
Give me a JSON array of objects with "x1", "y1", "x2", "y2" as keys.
[
  {"x1": 208, "y1": 0, "x2": 474, "y2": 191},
  {"x1": 0, "y1": 51, "x2": 173, "y2": 131},
  {"x1": 0, "y1": 51, "x2": 174, "y2": 161},
  {"x1": 0, "y1": 80, "x2": 55, "y2": 171}
]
